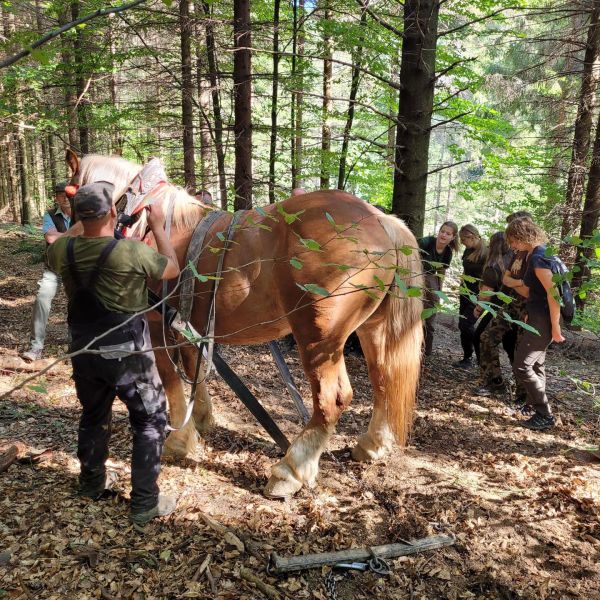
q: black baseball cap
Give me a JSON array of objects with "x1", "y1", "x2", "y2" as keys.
[
  {"x1": 54, "y1": 181, "x2": 68, "y2": 193},
  {"x1": 74, "y1": 181, "x2": 115, "y2": 220}
]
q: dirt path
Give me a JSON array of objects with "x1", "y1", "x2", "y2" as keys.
[{"x1": 1, "y1": 224, "x2": 598, "y2": 599}]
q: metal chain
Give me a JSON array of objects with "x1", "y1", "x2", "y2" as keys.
[{"x1": 324, "y1": 570, "x2": 341, "y2": 600}]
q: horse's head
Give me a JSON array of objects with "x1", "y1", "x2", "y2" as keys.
[{"x1": 65, "y1": 150, "x2": 208, "y2": 240}]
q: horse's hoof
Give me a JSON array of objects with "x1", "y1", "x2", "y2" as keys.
[
  {"x1": 263, "y1": 475, "x2": 303, "y2": 500},
  {"x1": 163, "y1": 436, "x2": 193, "y2": 460},
  {"x1": 351, "y1": 443, "x2": 388, "y2": 463},
  {"x1": 195, "y1": 415, "x2": 215, "y2": 435}
]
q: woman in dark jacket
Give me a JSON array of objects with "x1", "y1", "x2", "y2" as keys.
[
  {"x1": 454, "y1": 224, "x2": 487, "y2": 368},
  {"x1": 418, "y1": 221, "x2": 459, "y2": 356}
]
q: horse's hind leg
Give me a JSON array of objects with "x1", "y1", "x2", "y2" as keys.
[
  {"x1": 351, "y1": 321, "x2": 395, "y2": 461},
  {"x1": 264, "y1": 336, "x2": 352, "y2": 499}
]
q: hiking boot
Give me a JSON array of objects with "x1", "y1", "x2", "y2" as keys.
[
  {"x1": 453, "y1": 357, "x2": 473, "y2": 370},
  {"x1": 520, "y1": 413, "x2": 556, "y2": 431},
  {"x1": 78, "y1": 469, "x2": 119, "y2": 500},
  {"x1": 21, "y1": 348, "x2": 42, "y2": 362},
  {"x1": 130, "y1": 494, "x2": 177, "y2": 525}
]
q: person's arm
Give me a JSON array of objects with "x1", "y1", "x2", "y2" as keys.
[
  {"x1": 44, "y1": 221, "x2": 83, "y2": 244},
  {"x1": 146, "y1": 204, "x2": 180, "y2": 279},
  {"x1": 503, "y1": 272, "x2": 529, "y2": 297},
  {"x1": 535, "y1": 267, "x2": 565, "y2": 343},
  {"x1": 474, "y1": 283, "x2": 494, "y2": 317}
]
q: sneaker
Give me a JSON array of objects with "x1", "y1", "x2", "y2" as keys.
[
  {"x1": 78, "y1": 470, "x2": 119, "y2": 500},
  {"x1": 21, "y1": 348, "x2": 42, "y2": 362},
  {"x1": 130, "y1": 494, "x2": 177, "y2": 525},
  {"x1": 520, "y1": 413, "x2": 556, "y2": 431},
  {"x1": 453, "y1": 357, "x2": 473, "y2": 370},
  {"x1": 514, "y1": 402, "x2": 535, "y2": 416}
]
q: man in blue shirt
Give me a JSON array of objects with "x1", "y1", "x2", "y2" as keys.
[{"x1": 21, "y1": 182, "x2": 83, "y2": 361}]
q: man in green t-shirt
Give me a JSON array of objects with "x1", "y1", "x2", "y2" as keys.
[{"x1": 47, "y1": 181, "x2": 180, "y2": 525}]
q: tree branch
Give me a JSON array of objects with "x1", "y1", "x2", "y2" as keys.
[{"x1": 0, "y1": 0, "x2": 148, "y2": 69}]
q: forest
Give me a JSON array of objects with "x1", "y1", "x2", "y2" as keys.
[{"x1": 1, "y1": 1, "x2": 599, "y2": 599}]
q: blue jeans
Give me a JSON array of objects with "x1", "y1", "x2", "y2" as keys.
[{"x1": 29, "y1": 269, "x2": 61, "y2": 352}]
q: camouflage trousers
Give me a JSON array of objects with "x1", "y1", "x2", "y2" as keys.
[{"x1": 479, "y1": 297, "x2": 527, "y2": 398}]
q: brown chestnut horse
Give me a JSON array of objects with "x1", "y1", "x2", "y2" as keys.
[{"x1": 66, "y1": 151, "x2": 423, "y2": 498}]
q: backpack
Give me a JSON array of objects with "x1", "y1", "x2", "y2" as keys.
[{"x1": 546, "y1": 255, "x2": 576, "y2": 324}]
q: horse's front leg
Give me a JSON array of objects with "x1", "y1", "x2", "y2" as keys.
[
  {"x1": 149, "y1": 323, "x2": 198, "y2": 458},
  {"x1": 264, "y1": 347, "x2": 352, "y2": 499},
  {"x1": 179, "y1": 345, "x2": 214, "y2": 434}
]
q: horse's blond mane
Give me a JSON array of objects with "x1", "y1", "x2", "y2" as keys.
[
  {"x1": 79, "y1": 154, "x2": 207, "y2": 230},
  {"x1": 150, "y1": 184, "x2": 206, "y2": 231},
  {"x1": 78, "y1": 154, "x2": 141, "y2": 200}
]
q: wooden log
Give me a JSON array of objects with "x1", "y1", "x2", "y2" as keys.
[
  {"x1": 268, "y1": 534, "x2": 455, "y2": 574},
  {"x1": 0, "y1": 445, "x2": 18, "y2": 472}
]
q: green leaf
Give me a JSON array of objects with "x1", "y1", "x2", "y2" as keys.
[
  {"x1": 27, "y1": 384, "x2": 47, "y2": 394},
  {"x1": 496, "y1": 292, "x2": 513, "y2": 304},
  {"x1": 216, "y1": 231, "x2": 225, "y2": 241},
  {"x1": 462, "y1": 274, "x2": 478, "y2": 283},
  {"x1": 160, "y1": 549, "x2": 171, "y2": 561},
  {"x1": 297, "y1": 283, "x2": 330, "y2": 297},
  {"x1": 421, "y1": 307, "x2": 437, "y2": 319},
  {"x1": 433, "y1": 289, "x2": 450, "y2": 303},
  {"x1": 373, "y1": 275, "x2": 386, "y2": 291},
  {"x1": 289, "y1": 257, "x2": 303, "y2": 270},
  {"x1": 407, "y1": 287, "x2": 422, "y2": 297},
  {"x1": 476, "y1": 301, "x2": 497, "y2": 317},
  {"x1": 325, "y1": 262, "x2": 353, "y2": 272},
  {"x1": 299, "y1": 238, "x2": 322, "y2": 252},
  {"x1": 399, "y1": 245, "x2": 416, "y2": 256},
  {"x1": 277, "y1": 203, "x2": 305, "y2": 224},
  {"x1": 394, "y1": 273, "x2": 408, "y2": 294}
]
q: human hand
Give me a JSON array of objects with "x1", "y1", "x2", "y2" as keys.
[
  {"x1": 473, "y1": 306, "x2": 483, "y2": 318},
  {"x1": 146, "y1": 203, "x2": 165, "y2": 231},
  {"x1": 552, "y1": 328, "x2": 565, "y2": 343}
]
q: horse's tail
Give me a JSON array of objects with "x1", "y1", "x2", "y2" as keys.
[{"x1": 378, "y1": 215, "x2": 423, "y2": 446}]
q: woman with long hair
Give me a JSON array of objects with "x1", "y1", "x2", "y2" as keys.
[
  {"x1": 473, "y1": 231, "x2": 513, "y2": 364},
  {"x1": 504, "y1": 218, "x2": 564, "y2": 430},
  {"x1": 454, "y1": 224, "x2": 487, "y2": 368},
  {"x1": 418, "y1": 221, "x2": 459, "y2": 356}
]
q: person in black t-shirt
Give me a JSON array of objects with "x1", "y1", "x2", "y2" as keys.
[
  {"x1": 504, "y1": 218, "x2": 564, "y2": 430},
  {"x1": 454, "y1": 224, "x2": 487, "y2": 369},
  {"x1": 418, "y1": 221, "x2": 459, "y2": 356}
]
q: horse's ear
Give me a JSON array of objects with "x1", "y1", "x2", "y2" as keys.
[{"x1": 65, "y1": 149, "x2": 80, "y2": 176}]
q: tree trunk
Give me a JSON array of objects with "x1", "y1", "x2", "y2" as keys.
[
  {"x1": 196, "y1": 13, "x2": 213, "y2": 193},
  {"x1": 71, "y1": 1, "x2": 89, "y2": 154},
  {"x1": 180, "y1": 0, "x2": 196, "y2": 189},
  {"x1": 233, "y1": 0, "x2": 253, "y2": 210},
  {"x1": 560, "y1": 0, "x2": 600, "y2": 259},
  {"x1": 268, "y1": 0, "x2": 282, "y2": 203},
  {"x1": 291, "y1": 0, "x2": 305, "y2": 190},
  {"x1": 572, "y1": 111, "x2": 600, "y2": 309},
  {"x1": 391, "y1": 0, "x2": 440, "y2": 237},
  {"x1": 58, "y1": 8, "x2": 79, "y2": 151},
  {"x1": 203, "y1": 1, "x2": 227, "y2": 209},
  {"x1": 16, "y1": 127, "x2": 31, "y2": 225},
  {"x1": 337, "y1": 7, "x2": 367, "y2": 190},
  {"x1": 320, "y1": 3, "x2": 332, "y2": 189}
]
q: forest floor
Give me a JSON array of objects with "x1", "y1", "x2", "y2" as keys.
[{"x1": 0, "y1": 222, "x2": 599, "y2": 600}]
